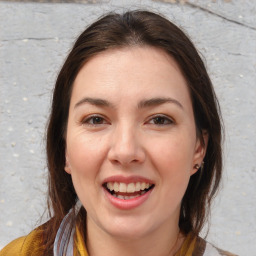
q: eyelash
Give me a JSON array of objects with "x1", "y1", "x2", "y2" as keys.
[
  {"x1": 81, "y1": 114, "x2": 174, "y2": 127},
  {"x1": 147, "y1": 115, "x2": 174, "y2": 126},
  {"x1": 81, "y1": 115, "x2": 108, "y2": 126}
]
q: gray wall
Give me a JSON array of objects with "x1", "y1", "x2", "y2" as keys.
[{"x1": 0, "y1": 1, "x2": 255, "y2": 255}]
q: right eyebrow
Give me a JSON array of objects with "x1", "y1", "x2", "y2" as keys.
[
  {"x1": 138, "y1": 97, "x2": 184, "y2": 110},
  {"x1": 74, "y1": 97, "x2": 114, "y2": 109}
]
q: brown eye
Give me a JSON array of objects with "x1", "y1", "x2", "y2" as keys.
[
  {"x1": 148, "y1": 115, "x2": 173, "y2": 125},
  {"x1": 82, "y1": 115, "x2": 107, "y2": 125},
  {"x1": 90, "y1": 116, "x2": 104, "y2": 124}
]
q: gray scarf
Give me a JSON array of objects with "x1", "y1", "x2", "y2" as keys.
[{"x1": 53, "y1": 202, "x2": 82, "y2": 256}]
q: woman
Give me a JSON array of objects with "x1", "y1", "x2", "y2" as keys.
[{"x1": 0, "y1": 10, "x2": 237, "y2": 256}]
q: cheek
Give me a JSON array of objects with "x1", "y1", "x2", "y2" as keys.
[
  {"x1": 66, "y1": 134, "x2": 108, "y2": 208},
  {"x1": 148, "y1": 133, "x2": 195, "y2": 170},
  {"x1": 67, "y1": 132, "x2": 107, "y2": 172},
  {"x1": 147, "y1": 132, "x2": 195, "y2": 200}
]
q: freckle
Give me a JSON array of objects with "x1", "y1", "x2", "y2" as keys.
[
  {"x1": 0, "y1": 199, "x2": 5, "y2": 204},
  {"x1": 235, "y1": 231, "x2": 241, "y2": 235},
  {"x1": 22, "y1": 39, "x2": 28, "y2": 42},
  {"x1": 23, "y1": 97, "x2": 28, "y2": 101},
  {"x1": 11, "y1": 142, "x2": 16, "y2": 147}
]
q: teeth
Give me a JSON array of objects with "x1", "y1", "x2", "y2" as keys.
[
  {"x1": 113, "y1": 194, "x2": 140, "y2": 200},
  {"x1": 113, "y1": 182, "x2": 119, "y2": 192},
  {"x1": 135, "y1": 182, "x2": 141, "y2": 191},
  {"x1": 127, "y1": 183, "x2": 135, "y2": 193},
  {"x1": 119, "y1": 183, "x2": 126, "y2": 193},
  {"x1": 106, "y1": 181, "x2": 151, "y2": 193},
  {"x1": 107, "y1": 182, "x2": 114, "y2": 191}
]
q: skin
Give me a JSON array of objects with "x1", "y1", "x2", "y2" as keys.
[{"x1": 65, "y1": 47, "x2": 207, "y2": 256}]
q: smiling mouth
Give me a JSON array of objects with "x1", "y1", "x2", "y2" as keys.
[{"x1": 103, "y1": 182, "x2": 155, "y2": 200}]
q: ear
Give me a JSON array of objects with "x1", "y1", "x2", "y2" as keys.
[
  {"x1": 191, "y1": 130, "x2": 208, "y2": 175},
  {"x1": 64, "y1": 153, "x2": 71, "y2": 174}
]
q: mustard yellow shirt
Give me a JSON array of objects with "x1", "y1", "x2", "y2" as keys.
[{"x1": 0, "y1": 225, "x2": 235, "y2": 256}]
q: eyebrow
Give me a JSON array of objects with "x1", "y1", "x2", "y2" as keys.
[
  {"x1": 138, "y1": 97, "x2": 184, "y2": 110},
  {"x1": 74, "y1": 97, "x2": 114, "y2": 109},
  {"x1": 74, "y1": 97, "x2": 183, "y2": 110}
]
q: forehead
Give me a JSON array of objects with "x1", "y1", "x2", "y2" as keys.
[
  {"x1": 76, "y1": 46, "x2": 184, "y2": 81},
  {"x1": 71, "y1": 46, "x2": 191, "y2": 109}
]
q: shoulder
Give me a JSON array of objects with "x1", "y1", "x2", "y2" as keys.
[
  {"x1": 0, "y1": 236, "x2": 27, "y2": 255},
  {"x1": 194, "y1": 236, "x2": 239, "y2": 256},
  {"x1": 0, "y1": 224, "x2": 46, "y2": 256}
]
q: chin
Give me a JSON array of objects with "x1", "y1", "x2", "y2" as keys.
[{"x1": 101, "y1": 215, "x2": 156, "y2": 241}]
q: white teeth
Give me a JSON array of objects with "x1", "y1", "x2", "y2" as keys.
[
  {"x1": 113, "y1": 194, "x2": 140, "y2": 200},
  {"x1": 113, "y1": 182, "x2": 119, "y2": 192},
  {"x1": 106, "y1": 181, "x2": 152, "y2": 193},
  {"x1": 127, "y1": 183, "x2": 135, "y2": 193},
  {"x1": 107, "y1": 182, "x2": 114, "y2": 191},
  {"x1": 135, "y1": 182, "x2": 141, "y2": 191},
  {"x1": 119, "y1": 183, "x2": 127, "y2": 193}
]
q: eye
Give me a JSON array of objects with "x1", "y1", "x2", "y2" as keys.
[
  {"x1": 147, "y1": 115, "x2": 173, "y2": 125},
  {"x1": 82, "y1": 115, "x2": 108, "y2": 126}
]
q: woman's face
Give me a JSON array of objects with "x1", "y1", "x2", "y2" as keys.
[{"x1": 65, "y1": 47, "x2": 206, "y2": 240}]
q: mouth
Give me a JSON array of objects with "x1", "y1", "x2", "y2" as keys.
[{"x1": 103, "y1": 181, "x2": 155, "y2": 200}]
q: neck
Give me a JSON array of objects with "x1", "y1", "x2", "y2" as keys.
[{"x1": 86, "y1": 217, "x2": 184, "y2": 256}]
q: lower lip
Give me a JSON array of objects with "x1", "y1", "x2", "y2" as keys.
[{"x1": 103, "y1": 188, "x2": 153, "y2": 210}]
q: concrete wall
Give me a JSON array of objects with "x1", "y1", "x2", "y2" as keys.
[{"x1": 0, "y1": 0, "x2": 255, "y2": 255}]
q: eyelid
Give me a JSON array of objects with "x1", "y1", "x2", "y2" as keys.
[
  {"x1": 146, "y1": 114, "x2": 175, "y2": 125},
  {"x1": 81, "y1": 114, "x2": 110, "y2": 126}
]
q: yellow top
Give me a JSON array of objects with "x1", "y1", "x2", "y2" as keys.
[
  {"x1": 0, "y1": 224, "x2": 46, "y2": 255},
  {"x1": 0, "y1": 226, "x2": 196, "y2": 256}
]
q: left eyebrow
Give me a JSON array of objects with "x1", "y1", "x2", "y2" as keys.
[
  {"x1": 74, "y1": 97, "x2": 114, "y2": 109},
  {"x1": 138, "y1": 97, "x2": 184, "y2": 110}
]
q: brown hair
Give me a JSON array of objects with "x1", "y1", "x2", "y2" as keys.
[{"x1": 44, "y1": 10, "x2": 222, "y2": 254}]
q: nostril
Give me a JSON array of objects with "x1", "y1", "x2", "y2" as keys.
[{"x1": 108, "y1": 149, "x2": 146, "y2": 166}]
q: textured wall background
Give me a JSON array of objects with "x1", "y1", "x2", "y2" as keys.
[{"x1": 0, "y1": 0, "x2": 255, "y2": 255}]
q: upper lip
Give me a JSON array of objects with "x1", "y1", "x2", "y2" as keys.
[{"x1": 102, "y1": 175, "x2": 154, "y2": 185}]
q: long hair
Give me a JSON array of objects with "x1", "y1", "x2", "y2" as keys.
[{"x1": 44, "y1": 10, "x2": 222, "y2": 254}]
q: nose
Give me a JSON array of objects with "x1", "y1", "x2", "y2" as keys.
[{"x1": 107, "y1": 124, "x2": 146, "y2": 166}]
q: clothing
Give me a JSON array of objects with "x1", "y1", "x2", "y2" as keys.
[
  {"x1": 0, "y1": 209, "x2": 238, "y2": 256},
  {"x1": 0, "y1": 229, "x2": 238, "y2": 256}
]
